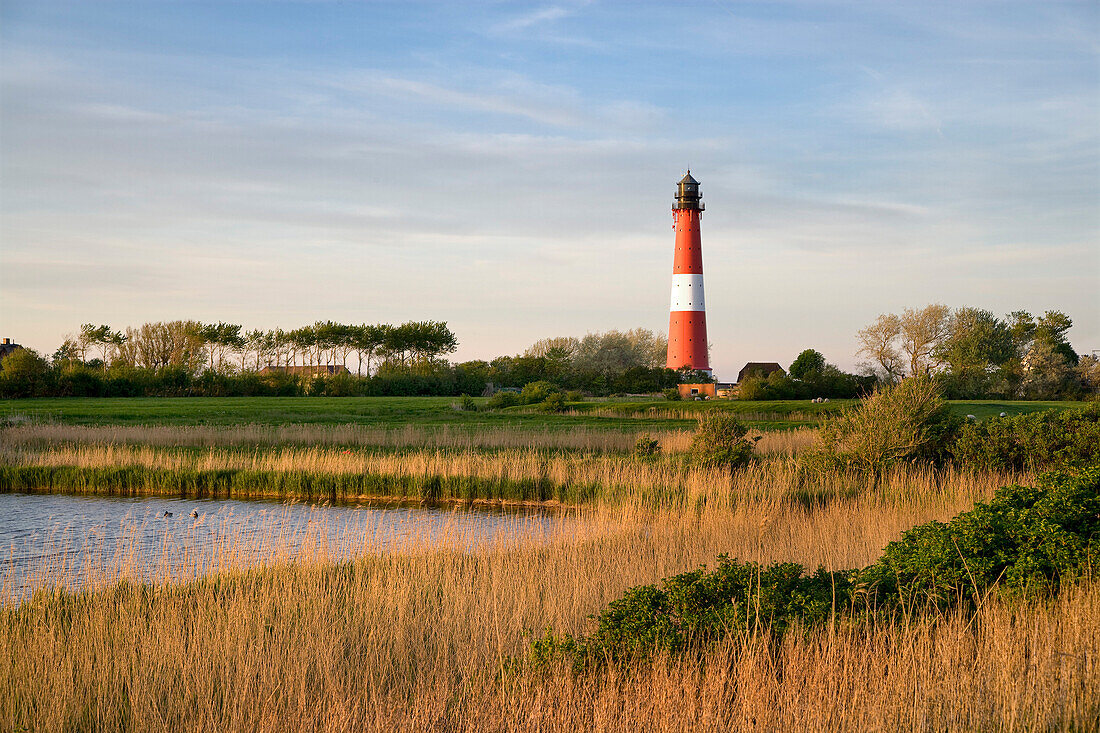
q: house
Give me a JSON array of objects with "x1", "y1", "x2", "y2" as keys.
[
  {"x1": 736, "y1": 362, "x2": 786, "y2": 382},
  {"x1": 0, "y1": 338, "x2": 22, "y2": 362},
  {"x1": 678, "y1": 383, "x2": 716, "y2": 400},
  {"x1": 259, "y1": 364, "x2": 350, "y2": 377}
]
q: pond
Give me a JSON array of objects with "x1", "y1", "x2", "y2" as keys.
[{"x1": 0, "y1": 492, "x2": 571, "y2": 604}]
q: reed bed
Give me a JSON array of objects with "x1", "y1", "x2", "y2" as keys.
[
  {"x1": 565, "y1": 406, "x2": 822, "y2": 422},
  {"x1": 2, "y1": 421, "x2": 1084, "y2": 730},
  {"x1": 0, "y1": 442, "x2": 1020, "y2": 511},
  {"x1": 2, "y1": 490, "x2": 1095, "y2": 732},
  {"x1": 0, "y1": 422, "x2": 816, "y2": 455}
]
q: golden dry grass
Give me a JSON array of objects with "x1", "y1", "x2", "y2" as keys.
[
  {"x1": 0, "y1": 422, "x2": 815, "y2": 456},
  {"x1": 2, "y1": 425, "x2": 1092, "y2": 731},
  {"x1": 2, "y1": 439, "x2": 1021, "y2": 513},
  {"x1": 2, "y1": 491, "x2": 1096, "y2": 732}
]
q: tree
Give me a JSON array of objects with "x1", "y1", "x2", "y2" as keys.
[
  {"x1": 856, "y1": 313, "x2": 904, "y2": 383},
  {"x1": 934, "y1": 308, "x2": 1014, "y2": 398},
  {"x1": 1034, "y1": 311, "x2": 1078, "y2": 366},
  {"x1": 1076, "y1": 355, "x2": 1100, "y2": 397},
  {"x1": 352, "y1": 324, "x2": 388, "y2": 376},
  {"x1": 898, "y1": 304, "x2": 950, "y2": 376},
  {"x1": 1021, "y1": 341, "x2": 1073, "y2": 399},
  {"x1": 789, "y1": 349, "x2": 826, "y2": 381},
  {"x1": 0, "y1": 347, "x2": 50, "y2": 397},
  {"x1": 79, "y1": 324, "x2": 125, "y2": 368},
  {"x1": 201, "y1": 322, "x2": 243, "y2": 371}
]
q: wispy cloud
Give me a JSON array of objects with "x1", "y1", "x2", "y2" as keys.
[{"x1": 493, "y1": 5, "x2": 572, "y2": 33}]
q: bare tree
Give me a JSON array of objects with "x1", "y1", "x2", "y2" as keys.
[
  {"x1": 898, "y1": 304, "x2": 950, "y2": 376},
  {"x1": 524, "y1": 336, "x2": 580, "y2": 360},
  {"x1": 857, "y1": 313, "x2": 904, "y2": 383}
]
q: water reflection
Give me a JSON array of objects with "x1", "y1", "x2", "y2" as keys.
[{"x1": 0, "y1": 492, "x2": 570, "y2": 604}]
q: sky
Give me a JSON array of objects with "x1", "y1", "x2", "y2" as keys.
[{"x1": 1, "y1": 0, "x2": 1098, "y2": 376}]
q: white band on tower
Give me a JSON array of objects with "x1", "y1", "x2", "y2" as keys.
[{"x1": 669, "y1": 273, "x2": 705, "y2": 312}]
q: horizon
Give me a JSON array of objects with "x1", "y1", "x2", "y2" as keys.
[{"x1": 2, "y1": 1, "x2": 1098, "y2": 378}]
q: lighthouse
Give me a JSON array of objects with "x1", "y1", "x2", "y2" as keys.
[{"x1": 666, "y1": 171, "x2": 710, "y2": 374}]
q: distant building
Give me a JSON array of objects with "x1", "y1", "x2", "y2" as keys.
[
  {"x1": 737, "y1": 362, "x2": 786, "y2": 383},
  {"x1": 715, "y1": 382, "x2": 738, "y2": 399},
  {"x1": 0, "y1": 338, "x2": 23, "y2": 362},
  {"x1": 678, "y1": 383, "x2": 716, "y2": 400},
  {"x1": 259, "y1": 364, "x2": 350, "y2": 377}
]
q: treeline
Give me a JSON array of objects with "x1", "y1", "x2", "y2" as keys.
[
  {"x1": 0, "y1": 319, "x2": 467, "y2": 399},
  {"x1": 856, "y1": 305, "x2": 1097, "y2": 399},
  {"x1": 463, "y1": 329, "x2": 685, "y2": 395},
  {"x1": 0, "y1": 323, "x2": 685, "y2": 399},
  {"x1": 59, "y1": 320, "x2": 458, "y2": 375}
]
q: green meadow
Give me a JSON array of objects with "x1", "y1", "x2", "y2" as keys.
[{"x1": 0, "y1": 395, "x2": 1076, "y2": 431}]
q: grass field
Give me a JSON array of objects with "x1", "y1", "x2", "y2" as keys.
[
  {"x1": 0, "y1": 395, "x2": 1078, "y2": 431},
  {"x1": 3, "y1": 461, "x2": 1096, "y2": 731},
  {"x1": 2, "y1": 394, "x2": 1095, "y2": 730}
]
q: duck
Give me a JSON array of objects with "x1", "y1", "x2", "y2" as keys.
[
  {"x1": 163, "y1": 511, "x2": 173, "y2": 518},
  {"x1": 190, "y1": 509, "x2": 199, "y2": 518}
]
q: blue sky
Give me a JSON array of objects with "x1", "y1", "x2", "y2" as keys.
[{"x1": 2, "y1": 0, "x2": 1097, "y2": 375}]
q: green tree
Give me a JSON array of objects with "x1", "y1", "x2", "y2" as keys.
[
  {"x1": 0, "y1": 348, "x2": 50, "y2": 397},
  {"x1": 934, "y1": 308, "x2": 1014, "y2": 398},
  {"x1": 789, "y1": 349, "x2": 826, "y2": 380}
]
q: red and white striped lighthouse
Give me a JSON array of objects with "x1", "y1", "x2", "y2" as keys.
[{"x1": 666, "y1": 171, "x2": 710, "y2": 373}]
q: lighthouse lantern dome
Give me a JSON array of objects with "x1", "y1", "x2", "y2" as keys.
[{"x1": 674, "y1": 171, "x2": 704, "y2": 210}]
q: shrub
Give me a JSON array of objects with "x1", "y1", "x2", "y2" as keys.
[
  {"x1": 564, "y1": 390, "x2": 584, "y2": 403},
  {"x1": 528, "y1": 557, "x2": 850, "y2": 668},
  {"x1": 950, "y1": 405, "x2": 1100, "y2": 471},
  {"x1": 860, "y1": 462, "x2": 1100, "y2": 607},
  {"x1": 805, "y1": 377, "x2": 960, "y2": 474},
  {"x1": 519, "y1": 380, "x2": 560, "y2": 405},
  {"x1": 663, "y1": 388, "x2": 681, "y2": 401},
  {"x1": 632, "y1": 434, "x2": 661, "y2": 458},
  {"x1": 486, "y1": 391, "x2": 521, "y2": 409},
  {"x1": 688, "y1": 412, "x2": 757, "y2": 469},
  {"x1": 538, "y1": 393, "x2": 566, "y2": 413},
  {"x1": 460, "y1": 394, "x2": 477, "y2": 411},
  {"x1": 737, "y1": 376, "x2": 766, "y2": 400}
]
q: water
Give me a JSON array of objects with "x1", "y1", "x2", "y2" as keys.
[{"x1": 0, "y1": 492, "x2": 570, "y2": 604}]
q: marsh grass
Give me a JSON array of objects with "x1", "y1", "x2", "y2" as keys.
[
  {"x1": 0, "y1": 423, "x2": 816, "y2": 455},
  {"x1": 2, "y1": 485, "x2": 1095, "y2": 731},
  {"x1": 1, "y1": 420, "x2": 1090, "y2": 731},
  {"x1": 0, "y1": 441, "x2": 1020, "y2": 511}
]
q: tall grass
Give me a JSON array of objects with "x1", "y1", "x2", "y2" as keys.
[
  {"x1": 1, "y1": 442, "x2": 1022, "y2": 510},
  {"x1": 2, "y1": 420, "x2": 1089, "y2": 730},
  {"x1": 0, "y1": 423, "x2": 815, "y2": 455},
  {"x1": 2, "y1": 490, "x2": 1095, "y2": 731}
]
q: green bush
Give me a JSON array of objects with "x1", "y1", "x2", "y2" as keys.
[
  {"x1": 950, "y1": 404, "x2": 1100, "y2": 471},
  {"x1": 538, "y1": 393, "x2": 566, "y2": 413},
  {"x1": 737, "y1": 376, "x2": 766, "y2": 400},
  {"x1": 805, "y1": 377, "x2": 960, "y2": 474},
  {"x1": 663, "y1": 387, "x2": 681, "y2": 401},
  {"x1": 520, "y1": 380, "x2": 560, "y2": 405},
  {"x1": 459, "y1": 394, "x2": 477, "y2": 411},
  {"x1": 688, "y1": 412, "x2": 757, "y2": 469},
  {"x1": 564, "y1": 390, "x2": 584, "y2": 403},
  {"x1": 861, "y1": 462, "x2": 1100, "y2": 607},
  {"x1": 632, "y1": 434, "x2": 661, "y2": 458},
  {"x1": 486, "y1": 391, "x2": 522, "y2": 409},
  {"x1": 529, "y1": 557, "x2": 850, "y2": 668}
]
